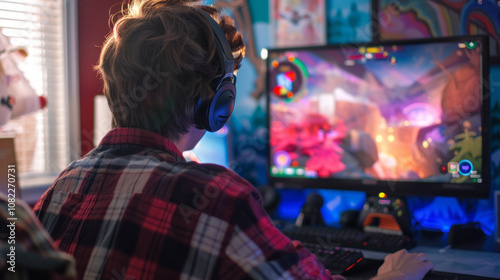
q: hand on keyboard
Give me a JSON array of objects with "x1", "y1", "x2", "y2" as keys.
[
  {"x1": 372, "y1": 249, "x2": 434, "y2": 280},
  {"x1": 303, "y1": 242, "x2": 364, "y2": 275}
]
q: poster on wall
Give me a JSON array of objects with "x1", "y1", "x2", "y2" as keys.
[
  {"x1": 270, "y1": 0, "x2": 326, "y2": 47},
  {"x1": 377, "y1": 0, "x2": 500, "y2": 58},
  {"x1": 326, "y1": 0, "x2": 372, "y2": 44}
]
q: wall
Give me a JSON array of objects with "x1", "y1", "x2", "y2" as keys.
[{"x1": 78, "y1": 0, "x2": 121, "y2": 155}]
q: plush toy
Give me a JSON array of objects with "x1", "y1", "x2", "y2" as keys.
[{"x1": 0, "y1": 30, "x2": 47, "y2": 127}]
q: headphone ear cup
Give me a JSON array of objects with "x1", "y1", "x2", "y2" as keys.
[
  {"x1": 207, "y1": 81, "x2": 236, "y2": 132},
  {"x1": 194, "y1": 80, "x2": 236, "y2": 132}
]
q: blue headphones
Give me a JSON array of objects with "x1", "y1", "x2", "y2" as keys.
[{"x1": 194, "y1": 10, "x2": 236, "y2": 132}]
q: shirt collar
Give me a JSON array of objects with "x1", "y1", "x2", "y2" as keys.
[{"x1": 99, "y1": 127, "x2": 185, "y2": 161}]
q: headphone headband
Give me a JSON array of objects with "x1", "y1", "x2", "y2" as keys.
[
  {"x1": 196, "y1": 10, "x2": 234, "y2": 77},
  {"x1": 193, "y1": 9, "x2": 237, "y2": 132}
]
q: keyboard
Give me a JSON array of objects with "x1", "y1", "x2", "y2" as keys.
[
  {"x1": 303, "y1": 242, "x2": 364, "y2": 275},
  {"x1": 282, "y1": 225, "x2": 416, "y2": 253}
]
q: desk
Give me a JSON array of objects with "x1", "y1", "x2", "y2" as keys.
[
  {"x1": 344, "y1": 235, "x2": 500, "y2": 279},
  {"x1": 275, "y1": 220, "x2": 500, "y2": 278}
]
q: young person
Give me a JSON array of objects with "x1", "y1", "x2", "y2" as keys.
[{"x1": 34, "y1": 0, "x2": 433, "y2": 279}]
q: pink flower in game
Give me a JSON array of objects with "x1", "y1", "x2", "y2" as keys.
[
  {"x1": 270, "y1": 121, "x2": 298, "y2": 153},
  {"x1": 305, "y1": 138, "x2": 346, "y2": 177},
  {"x1": 329, "y1": 120, "x2": 348, "y2": 142}
]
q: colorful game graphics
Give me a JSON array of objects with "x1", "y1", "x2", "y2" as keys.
[
  {"x1": 440, "y1": 159, "x2": 481, "y2": 182},
  {"x1": 268, "y1": 38, "x2": 485, "y2": 184},
  {"x1": 269, "y1": 56, "x2": 308, "y2": 102},
  {"x1": 342, "y1": 45, "x2": 407, "y2": 67},
  {"x1": 274, "y1": 150, "x2": 292, "y2": 168},
  {"x1": 448, "y1": 162, "x2": 459, "y2": 174}
]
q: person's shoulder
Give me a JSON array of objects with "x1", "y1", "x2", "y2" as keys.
[
  {"x1": 166, "y1": 162, "x2": 263, "y2": 223},
  {"x1": 174, "y1": 162, "x2": 261, "y2": 204},
  {"x1": 179, "y1": 162, "x2": 255, "y2": 194},
  {"x1": 184, "y1": 162, "x2": 245, "y2": 181}
]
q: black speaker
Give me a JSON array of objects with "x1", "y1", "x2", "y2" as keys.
[{"x1": 295, "y1": 193, "x2": 325, "y2": 227}]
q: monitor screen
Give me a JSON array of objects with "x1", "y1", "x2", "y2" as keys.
[
  {"x1": 267, "y1": 36, "x2": 490, "y2": 198},
  {"x1": 183, "y1": 126, "x2": 230, "y2": 168}
]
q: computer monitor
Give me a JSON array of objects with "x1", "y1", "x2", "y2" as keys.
[
  {"x1": 267, "y1": 35, "x2": 490, "y2": 199},
  {"x1": 183, "y1": 126, "x2": 230, "y2": 168}
]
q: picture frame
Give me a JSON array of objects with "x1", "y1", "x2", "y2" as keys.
[{"x1": 270, "y1": 0, "x2": 326, "y2": 47}]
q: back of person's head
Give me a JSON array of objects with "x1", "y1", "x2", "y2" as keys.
[{"x1": 96, "y1": 0, "x2": 245, "y2": 140}]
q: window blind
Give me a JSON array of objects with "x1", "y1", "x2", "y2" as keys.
[{"x1": 0, "y1": 0, "x2": 69, "y2": 180}]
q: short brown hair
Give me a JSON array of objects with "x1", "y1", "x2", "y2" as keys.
[{"x1": 96, "y1": 0, "x2": 245, "y2": 140}]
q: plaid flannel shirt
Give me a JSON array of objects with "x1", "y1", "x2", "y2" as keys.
[
  {"x1": 0, "y1": 193, "x2": 76, "y2": 280},
  {"x1": 33, "y1": 127, "x2": 331, "y2": 280}
]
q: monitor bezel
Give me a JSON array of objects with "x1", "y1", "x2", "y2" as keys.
[{"x1": 266, "y1": 35, "x2": 491, "y2": 199}]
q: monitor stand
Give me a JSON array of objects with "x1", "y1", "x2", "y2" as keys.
[{"x1": 357, "y1": 194, "x2": 414, "y2": 237}]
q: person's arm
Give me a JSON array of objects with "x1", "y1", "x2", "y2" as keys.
[
  {"x1": 210, "y1": 171, "x2": 432, "y2": 280},
  {"x1": 32, "y1": 185, "x2": 55, "y2": 220},
  {"x1": 212, "y1": 175, "x2": 333, "y2": 280}
]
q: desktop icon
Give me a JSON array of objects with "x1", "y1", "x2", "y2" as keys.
[
  {"x1": 273, "y1": 151, "x2": 292, "y2": 168},
  {"x1": 439, "y1": 164, "x2": 447, "y2": 174},
  {"x1": 458, "y1": 160, "x2": 473, "y2": 176},
  {"x1": 465, "y1": 41, "x2": 477, "y2": 49},
  {"x1": 448, "y1": 162, "x2": 458, "y2": 174},
  {"x1": 296, "y1": 168, "x2": 305, "y2": 176},
  {"x1": 271, "y1": 166, "x2": 279, "y2": 175}
]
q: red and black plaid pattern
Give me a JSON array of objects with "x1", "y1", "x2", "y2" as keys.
[{"x1": 34, "y1": 127, "x2": 331, "y2": 280}]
